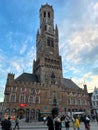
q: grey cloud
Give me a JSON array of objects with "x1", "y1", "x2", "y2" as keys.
[
  {"x1": 80, "y1": 43, "x2": 98, "y2": 64},
  {"x1": 92, "y1": 67, "x2": 98, "y2": 75}
]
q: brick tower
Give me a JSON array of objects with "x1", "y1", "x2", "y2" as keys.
[{"x1": 33, "y1": 4, "x2": 63, "y2": 85}]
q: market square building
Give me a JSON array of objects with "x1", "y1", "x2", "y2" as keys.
[{"x1": 3, "y1": 3, "x2": 90, "y2": 120}]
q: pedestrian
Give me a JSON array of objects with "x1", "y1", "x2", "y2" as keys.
[
  {"x1": 5, "y1": 116, "x2": 12, "y2": 130},
  {"x1": 72, "y1": 115, "x2": 76, "y2": 130},
  {"x1": 54, "y1": 115, "x2": 62, "y2": 130},
  {"x1": 84, "y1": 115, "x2": 90, "y2": 130},
  {"x1": 75, "y1": 116, "x2": 80, "y2": 130},
  {"x1": 96, "y1": 114, "x2": 98, "y2": 124},
  {"x1": 13, "y1": 116, "x2": 19, "y2": 130},
  {"x1": 1, "y1": 118, "x2": 7, "y2": 130},
  {"x1": 61, "y1": 115, "x2": 65, "y2": 128},
  {"x1": 43, "y1": 116, "x2": 47, "y2": 124},
  {"x1": 65, "y1": 115, "x2": 70, "y2": 130},
  {"x1": 47, "y1": 115, "x2": 54, "y2": 130}
]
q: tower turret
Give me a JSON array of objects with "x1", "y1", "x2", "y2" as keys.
[{"x1": 84, "y1": 84, "x2": 88, "y2": 92}]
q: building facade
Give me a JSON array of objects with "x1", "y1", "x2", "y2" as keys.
[
  {"x1": 3, "y1": 4, "x2": 90, "y2": 120},
  {"x1": 91, "y1": 87, "x2": 98, "y2": 114}
]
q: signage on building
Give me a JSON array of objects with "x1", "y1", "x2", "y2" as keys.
[{"x1": 20, "y1": 103, "x2": 27, "y2": 107}]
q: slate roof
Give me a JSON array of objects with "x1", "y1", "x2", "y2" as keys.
[
  {"x1": 15, "y1": 73, "x2": 39, "y2": 83},
  {"x1": 15, "y1": 73, "x2": 80, "y2": 89},
  {"x1": 63, "y1": 78, "x2": 80, "y2": 89}
]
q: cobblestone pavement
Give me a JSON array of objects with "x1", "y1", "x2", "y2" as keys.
[{"x1": 0, "y1": 120, "x2": 98, "y2": 130}]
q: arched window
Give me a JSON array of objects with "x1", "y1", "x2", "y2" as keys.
[
  {"x1": 51, "y1": 72, "x2": 55, "y2": 84},
  {"x1": 28, "y1": 95, "x2": 34, "y2": 103},
  {"x1": 45, "y1": 25, "x2": 47, "y2": 31},
  {"x1": 19, "y1": 94, "x2": 25, "y2": 103},
  {"x1": 5, "y1": 108, "x2": 10, "y2": 113},
  {"x1": 48, "y1": 12, "x2": 50, "y2": 18},
  {"x1": 35, "y1": 96, "x2": 40, "y2": 104},
  {"x1": 47, "y1": 37, "x2": 54, "y2": 47},
  {"x1": 68, "y1": 98, "x2": 71, "y2": 104},
  {"x1": 44, "y1": 12, "x2": 46, "y2": 17},
  {"x1": 10, "y1": 94, "x2": 16, "y2": 102},
  {"x1": 30, "y1": 88, "x2": 35, "y2": 95}
]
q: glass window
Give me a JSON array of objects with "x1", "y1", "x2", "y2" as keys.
[
  {"x1": 10, "y1": 94, "x2": 16, "y2": 102},
  {"x1": 35, "y1": 96, "x2": 40, "y2": 104},
  {"x1": 29, "y1": 95, "x2": 34, "y2": 103},
  {"x1": 78, "y1": 100, "x2": 81, "y2": 105},
  {"x1": 68, "y1": 98, "x2": 71, "y2": 104},
  {"x1": 93, "y1": 101, "x2": 95, "y2": 106},
  {"x1": 45, "y1": 25, "x2": 47, "y2": 31},
  {"x1": 31, "y1": 88, "x2": 35, "y2": 95},
  {"x1": 47, "y1": 39, "x2": 50, "y2": 46},
  {"x1": 51, "y1": 40, "x2": 54, "y2": 47},
  {"x1": 47, "y1": 38, "x2": 54, "y2": 47},
  {"x1": 11, "y1": 86, "x2": 17, "y2": 92},
  {"x1": 19, "y1": 94, "x2": 25, "y2": 103},
  {"x1": 21, "y1": 88, "x2": 26, "y2": 93}
]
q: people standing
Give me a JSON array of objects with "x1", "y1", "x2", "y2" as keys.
[
  {"x1": 96, "y1": 114, "x2": 98, "y2": 124},
  {"x1": 84, "y1": 115, "x2": 90, "y2": 130},
  {"x1": 43, "y1": 116, "x2": 47, "y2": 124},
  {"x1": 5, "y1": 117, "x2": 12, "y2": 130},
  {"x1": 47, "y1": 115, "x2": 54, "y2": 130},
  {"x1": 65, "y1": 115, "x2": 70, "y2": 130},
  {"x1": 1, "y1": 118, "x2": 7, "y2": 130},
  {"x1": 54, "y1": 115, "x2": 62, "y2": 130},
  {"x1": 14, "y1": 116, "x2": 19, "y2": 130},
  {"x1": 75, "y1": 116, "x2": 80, "y2": 130},
  {"x1": 72, "y1": 116, "x2": 76, "y2": 130}
]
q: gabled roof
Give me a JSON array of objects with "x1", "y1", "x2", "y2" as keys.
[
  {"x1": 15, "y1": 73, "x2": 81, "y2": 89},
  {"x1": 63, "y1": 78, "x2": 80, "y2": 89},
  {"x1": 15, "y1": 73, "x2": 39, "y2": 83}
]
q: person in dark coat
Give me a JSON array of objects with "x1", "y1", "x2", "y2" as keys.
[
  {"x1": 47, "y1": 115, "x2": 54, "y2": 130},
  {"x1": 54, "y1": 115, "x2": 62, "y2": 130},
  {"x1": 65, "y1": 115, "x2": 70, "y2": 130},
  {"x1": 1, "y1": 118, "x2": 7, "y2": 130},
  {"x1": 5, "y1": 117, "x2": 12, "y2": 130},
  {"x1": 83, "y1": 115, "x2": 90, "y2": 130},
  {"x1": 13, "y1": 116, "x2": 19, "y2": 130}
]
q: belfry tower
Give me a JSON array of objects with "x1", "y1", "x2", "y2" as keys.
[
  {"x1": 3, "y1": 3, "x2": 90, "y2": 119},
  {"x1": 33, "y1": 4, "x2": 63, "y2": 85}
]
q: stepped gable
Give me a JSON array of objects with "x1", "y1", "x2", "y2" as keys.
[
  {"x1": 63, "y1": 78, "x2": 79, "y2": 89},
  {"x1": 15, "y1": 72, "x2": 39, "y2": 83}
]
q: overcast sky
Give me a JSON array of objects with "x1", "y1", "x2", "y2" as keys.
[{"x1": 0, "y1": 0, "x2": 98, "y2": 102}]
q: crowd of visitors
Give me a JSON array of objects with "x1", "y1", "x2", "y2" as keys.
[
  {"x1": 46, "y1": 113, "x2": 92, "y2": 130},
  {"x1": 0, "y1": 116, "x2": 20, "y2": 130},
  {"x1": 0, "y1": 112, "x2": 98, "y2": 130},
  {"x1": 1, "y1": 116, "x2": 12, "y2": 130}
]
